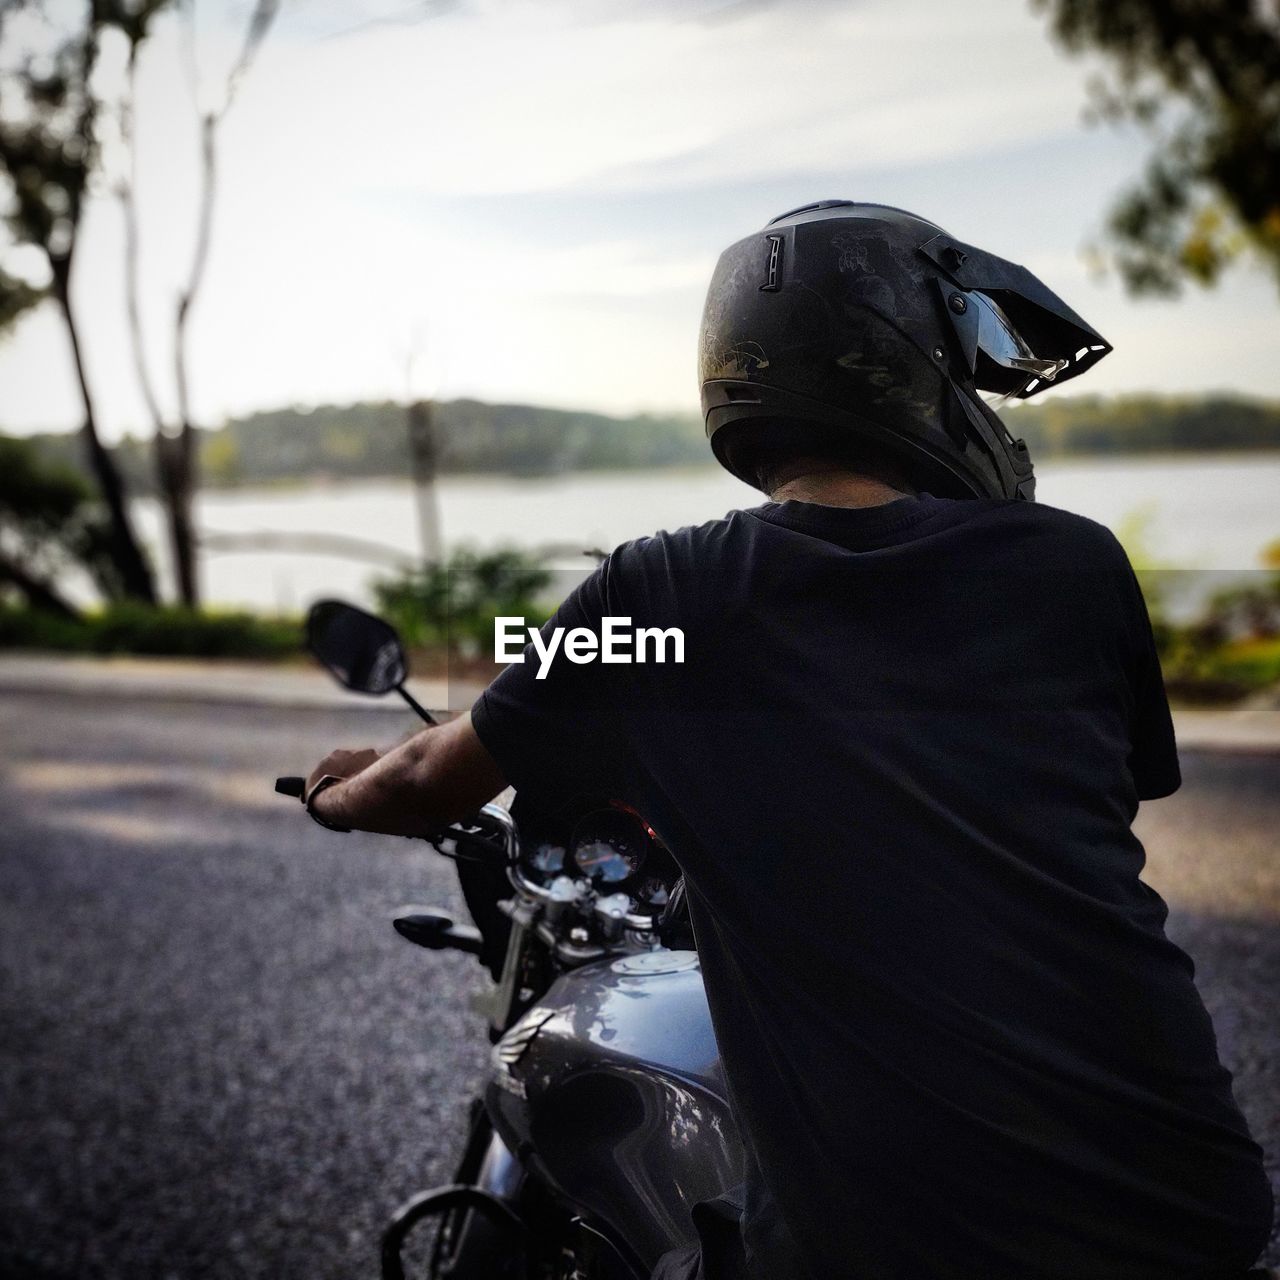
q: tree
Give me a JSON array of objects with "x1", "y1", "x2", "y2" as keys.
[
  {"x1": 118, "y1": 0, "x2": 278, "y2": 607},
  {"x1": 0, "y1": 1, "x2": 163, "y2": 602},
  {"x1": 1033, "y1": 0, "x2": 1280, "y2": 294}
]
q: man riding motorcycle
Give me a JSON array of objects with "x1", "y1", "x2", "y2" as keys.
[{"x1": 304, "y1": 202, "x2": 1274, "y2": 1279}]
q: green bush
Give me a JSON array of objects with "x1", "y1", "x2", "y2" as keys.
[
  {"x1": 1154, "y1": 570, "x2": 1280, "y2": 702},
  {"x1": 372, "y1": 547, "x2": 553, "y2": 658},
  {"x1": 0, "y1": 605, "x2": 91, "y2": 650},
  {"x1": 86, "y1": 604, "x2": 300, "y2": 658},
  {"x1": 1203, "y1": 637, "x2": 1280, "y2": 688},
  {"x1": 0, "y1": 603, "x2": 301, "y2": 659}
]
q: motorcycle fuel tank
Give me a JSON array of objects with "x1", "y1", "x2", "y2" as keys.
[{"x1": 486, "y1": 949, "x2": 744, "y2": 1269}]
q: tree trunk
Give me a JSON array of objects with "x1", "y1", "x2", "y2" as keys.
[
  {"x1": 174, "y1": 419, "x2": 200, "y2": 607},
  {"x1": 121, "y1": 48, "x2": 197, "y2": 607},
  {"x1": 51, "y1": 259, "x2": 157, "y2": 604},
  {"x1": 407, "y1": 398, "x2": 442, "y2": 567},
  {"x1": 165, "y1": 113, "x2": 221, "y2": 610},
  {"x1": 155, "y1": 431, "x2": 200, "y2": 606}
]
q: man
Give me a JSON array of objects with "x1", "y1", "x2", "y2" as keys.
[{"x1": 306, "y1": 203, "x2": 1274, "y2": 1279}]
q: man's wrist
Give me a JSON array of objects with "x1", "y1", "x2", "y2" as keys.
[{"x1": 305, "y1": 774, "x2": 353, "y2": 833}]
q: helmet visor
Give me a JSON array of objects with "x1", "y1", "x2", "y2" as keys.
[{"x1": 972, "y1": 290, "x2": 1068, "y2": 396}]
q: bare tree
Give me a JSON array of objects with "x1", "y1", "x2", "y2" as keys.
[
  {"x1": 0, "y1": 1, "x2": 164, "y2": 603},
  {"x1": 118, "y1": 0, "x2": 279, "y2": 606}
]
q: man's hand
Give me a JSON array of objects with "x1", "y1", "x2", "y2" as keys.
[
  {"x1": 304, "y1": 747, "x2": 380, "y2": 827},
  {"x1": 302, "y1": 712, "x2": 508, "y2": 838},
  {"x1": 305, "y1": 747, "x2": 380, "y2": 797}
]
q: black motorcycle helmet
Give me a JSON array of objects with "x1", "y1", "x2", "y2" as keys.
[{"x1": 699, "y1": 200, "x2": 1112, "y2": 500}]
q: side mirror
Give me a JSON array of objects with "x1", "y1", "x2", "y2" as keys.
[{"x1": 306, "y1": 600, "x2": 407, "y2": 696}]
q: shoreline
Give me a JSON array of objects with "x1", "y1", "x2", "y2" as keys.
[{"x1": 101, "y1": 449, "x2": 1280, "y2": 502}]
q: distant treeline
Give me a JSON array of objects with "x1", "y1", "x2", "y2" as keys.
[
  {"x1": 15, "y1": 393, "x2": 1280, "y2": 493},
  {"x1": 1004, "y1": 394, "x2": 1280, "y2": 457},
  {"x1": 21, "y1": 399, "x2": 709, "y2": 494}
]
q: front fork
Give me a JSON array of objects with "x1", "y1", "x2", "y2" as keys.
[
  {"x1": 382, "y1": 914, "x2": 536, "y2": 1279},
  {"x1": 380, "y1": 1102, "x2": 527, "y2": 1280},
  {"x1": 490, "y1": 911, "x2": 538, "y2": 1041}
]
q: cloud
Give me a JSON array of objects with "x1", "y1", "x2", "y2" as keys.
[{"x1": 225, "y1": 0, "x2": 1087, "y2": 203}]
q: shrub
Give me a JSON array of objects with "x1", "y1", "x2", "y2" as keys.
[
  {"x1": 1199, "y1": 637, "x2": 1280, "y2": 689},
  {"x1": 86, "y1": 604, "x2": 300, "y2": 658},
  {"x1": 0, "y1": 603, "x2": 301, "y2": 660},
  {"x1": 372, "y1": 547, "x2": 554, "y2": 658},
  {"x1": 0, "y1": 605, "x2": 91, "y2": 650}
]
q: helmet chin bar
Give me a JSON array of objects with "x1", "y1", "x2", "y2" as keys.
[{"x1": 951, "y1": 380, "x2": 1036, "y2": 502}]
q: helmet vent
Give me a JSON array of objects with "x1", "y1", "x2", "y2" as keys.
[{"x1": 761, "y1": 235, "x2": 783, "y2": 292}]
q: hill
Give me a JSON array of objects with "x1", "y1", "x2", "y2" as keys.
[
  {"x1": 13, "y1": 393, "x2": 1280, "y2": 494},
  {"x1": 1003, "y1": 394, "x2": 1280, "y2": 456},
  {"x1": 20, "y1": 399, "x2": 709, "y2": 495}
]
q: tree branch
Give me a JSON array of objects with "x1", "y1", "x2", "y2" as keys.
[{"x1": 119, "y1": 43, "x2": 167, "y2": 439}]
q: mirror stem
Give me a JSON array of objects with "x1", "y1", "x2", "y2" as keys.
[{"x1": 397, "y1": 684, "x2": 437, "y2": 725}]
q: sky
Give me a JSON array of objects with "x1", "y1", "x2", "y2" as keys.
[{"x1": 1, "y1": 0, "x2": 1278, "y2": 442}]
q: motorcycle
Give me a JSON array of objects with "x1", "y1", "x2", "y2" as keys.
[{"x1": 276, "y1": 600, "x2": 743, "y2": 1280}]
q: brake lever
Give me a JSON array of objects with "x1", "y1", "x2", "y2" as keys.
[{"x1": 430, "y1": 820, "x2": 505, "y2": 863}]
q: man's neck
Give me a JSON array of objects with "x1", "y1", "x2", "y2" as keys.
[{"x1": 768, "y1": 469, "x2": 912, "y2": 509}]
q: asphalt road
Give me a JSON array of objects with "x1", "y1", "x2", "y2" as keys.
[{"x1": 1, "y1": 690, "x2": 1277, "y2": 1278}]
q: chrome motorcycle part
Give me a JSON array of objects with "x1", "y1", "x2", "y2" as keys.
[
  {"x1": 544, "y1": 874, "x2": 586, "y2": 927},
  {"x1": 611, "y1": 950, "x2": 700, "y2": 976},
  {"x1": 593, "y1": 893, "x2": 632, "y2": 943}
]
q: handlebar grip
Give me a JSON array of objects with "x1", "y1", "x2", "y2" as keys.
[{"x1": 275, "y1": 776, "x2": 305, "y2": 798}]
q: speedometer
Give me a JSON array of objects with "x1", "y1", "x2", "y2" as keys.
[
  {"x1": 528, "y1": 841, "x2": 566, "y2": 877},
  {"x1": 569, "y1": 809, "x2": 649, "y2": 886}
]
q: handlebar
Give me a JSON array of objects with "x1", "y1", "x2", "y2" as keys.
[
  {"x1": 270, "y1": 777, "x2": 507, "y2": 866},
  {"x1": 271, "y1": 780, "x2": 653, "y2": 932}
]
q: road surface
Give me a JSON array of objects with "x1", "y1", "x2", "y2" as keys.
[{"x1": 1, "y1": 689, "x2": 1276, "y2": 1278}]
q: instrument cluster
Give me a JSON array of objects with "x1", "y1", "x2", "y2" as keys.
[{"x1": 524, "y1": 804, "x2": 674, "y2": 912}]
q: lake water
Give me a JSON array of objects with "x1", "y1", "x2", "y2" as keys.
[{"x1": 130, "y1": 455, "x2": 1280, "y2": 613}]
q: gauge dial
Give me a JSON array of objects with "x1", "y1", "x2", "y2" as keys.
[
  {"x1": 569, "y1": 809, "x2": 649, "y2": 886},
  {"x1": 528, "y1": 841, "x2": 566, "y2": 878}
]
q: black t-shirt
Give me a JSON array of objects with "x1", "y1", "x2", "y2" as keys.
[{"x1": 470, "y1": 494, "x2": 1273, "y2": 1280}]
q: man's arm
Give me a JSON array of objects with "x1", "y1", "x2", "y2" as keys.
[{"x1": 305, "y1": 710, "x2": 508, "y2": 837}]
